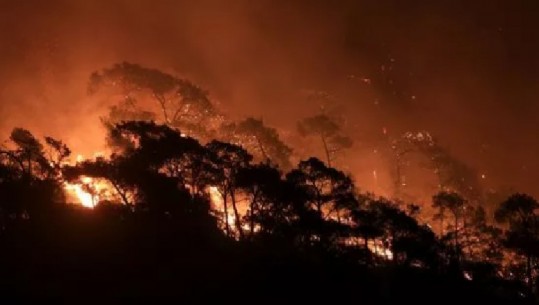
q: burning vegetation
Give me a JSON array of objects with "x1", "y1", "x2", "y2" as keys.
[{"x1": 0, "y1": 62, "x2": 536, "y2": 302}]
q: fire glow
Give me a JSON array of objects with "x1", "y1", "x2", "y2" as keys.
[
  {"x1": 64, "y1": 176, "x2": 99, "y2": 208},
  {"x1": 63, "y1": 153, "x2": 113, "y2": 208}
]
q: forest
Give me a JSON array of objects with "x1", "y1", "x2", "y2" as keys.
[{"x1": 0, "y1": 62, "x2": 537, "y2": 303}]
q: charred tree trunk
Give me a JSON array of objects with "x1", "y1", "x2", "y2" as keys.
[
  {"x1": 230, "y1": 191, "x2": 244, "y2": 240},
  {"x1": 222, "y1": 194, "x2": 231, "y2": 237}
]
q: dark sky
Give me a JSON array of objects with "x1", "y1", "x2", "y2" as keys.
[{"x1": 0, "y1": 0, "x2": 538, "y2": 197}]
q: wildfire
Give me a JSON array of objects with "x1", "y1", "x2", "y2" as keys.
[
  {"x1": 64, "y1": 176, "x2": 99, "y2": 208},
  {"x1": 62, "y1": 151, "x2": 118, "y2": 209},
  {"x1": 368, "y1": 240, "x2": 394, "y2": 260},
  {"x1": 208, "y1": 186, "x2": 223, "y2": 209},
  {"x1": 207, "y1": 186, "x2": 258, "y2": 236},
  {"x1": 207, "y1": 186, "x2": 239, "y2": 230}
]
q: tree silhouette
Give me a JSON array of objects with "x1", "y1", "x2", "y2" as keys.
[
  {"x1": 351, "y1": 204, "x2": 384, "y2": 263},
  {"x1": 392, "y1": 131, "x2": 482, "y2": 202},
  {"x1": 65, "y1": 121, "x2": 202, "y2": 209},
  {"x1": 44, "y1": 137, "x2": 71, "y2": 170},
  {"x1": 63, "y1": 157, "x2": 135, "y2": 206},
  {"x1": 432, "y1": 191, "x2": 466, "y2": 262},
  {"x1": 160, "y1": 144, "x2": 217, "y2": 198},
  {"x1": 89, "y1": 62, "x2": 221, "y2": 140},
  {"x1": 297, "y1": 114, "x2": 352, "y2": 167},
  {"x1": 205, "y1": 140, "x2": 253, "y2": 239},
  {"x1": 495, "y1": 193, "x2": 539, "y2": 294},
  {"x1": 286, "y1": 157, "x2": 356, "y2": 222},
  {"x1": 100, "y1": 97, "x2": 157, "y2": 139},
  {"x1": 0, "y1": 129, "x2": 67, "y2": 222},
  {"x1": 220, "y1": 117, "x2": 292, "y2": 170},
  {"x1": 459, "y1": 206, "x2": 504, "y2": 278},
  {"x1": 236, "y1": 163, "x2": 283, "y2": 237}
]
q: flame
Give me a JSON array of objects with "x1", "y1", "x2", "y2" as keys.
[
  {"x1": 63, "y1": 152, "x2": 115, "y2": 209},
  {"x1": 207, "y1": 186, "x2": 256, "y2": 235},
  {"x1": 207, "y1": 186, "x2": 237, "y2": 229},
  {"x1": 64, "y1": 176, "x2": 99, "y2": 208},
  {"x1": 208, "y1": 186, "x2": 223, "y2": 208},
  {"x1": 368, "y1": 240, "x2": 394, "y2": 260},
  {"x1": 64, "y1": 176, "x2": 119, "y2": 208}
]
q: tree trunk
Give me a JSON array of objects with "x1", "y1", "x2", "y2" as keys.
[
  {"x1": 320, "y1": 135, "x2": 331, "y2": 167},
  {"x1": 111, "y1": 181, "x2": 130, "y2": 206},
  {"x1": 223, "y1": 195, "x2": 230, "y2": 237},
  {"x1": 230, "y1": 191, "x2": 244, "y2": 240},
  {"x1": 255, "y1": 137, "x2": 268, "y2": 161},
  {"x1": 154, "y1": 93, "x2": 169, "y2": 123},
  {"x1": 440, "y1": 212, "x2": 445, "y2": 236}
]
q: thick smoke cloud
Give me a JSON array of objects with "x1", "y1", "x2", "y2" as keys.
[{"x1": 0, "y1": 0, "x2": 538, "y2": 198}]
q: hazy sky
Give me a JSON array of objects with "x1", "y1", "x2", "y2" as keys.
[{"x1": 0, "y1": 0, "x2": 538, "y2": 197}]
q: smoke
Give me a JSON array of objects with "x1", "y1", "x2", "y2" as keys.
[{"x1": 0, "y1": 0, "x2": 538, "y2": 198}]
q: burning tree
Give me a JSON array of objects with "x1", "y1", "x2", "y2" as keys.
[
  {"x1": 205, "y1": 140, "x2": 253, "y2": 239},
  {"x1": 220, "y1": 117, "x2": 292, "y2": 170},
  {"x1": 297, "y1": 114, "x2": 353, "y2": 167},
  {"x1": 63, "y1": 121, "x2": 208, "y2": 215},
  {"x1": 432, "y1": 191, "x2": 466, "y2": 261},
  {"x1": 89, "y1": 62, "x2": 222, "y2": 141},
  {"x1": 390, "y1": 131, "x2": 482, "y2": 202},
  {"x1": 351, "y1": 197, "x2": 441, "y2": 266}
]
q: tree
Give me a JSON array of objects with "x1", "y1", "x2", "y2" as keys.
[
  {"x1": 459, "y1": 206, "x2": 504, "y2": 280},
  {"x1": 372, "y1": 199, "x2": 440, "y2": 267},
  {"x1": 106, "y1": 120, "x2": 201, "y2": 164},
  {"x1": 100, "y1": 96, "x2": 157, "y2": 133},
  {"x1": 206, "y1": 140, "x2": 253, "y2": 239},
  {"x1": 432, "y1": 191, "x2": 466, "y2": 262},
  {"x1": 297, "y1": 114, "x2": 352, "y2": 167},
  {"x1": 0, "y1": 129, "x2": 68, "y2": 221},
  {"x1": 350, "y1": 205, "x2": 384, "y2": 263},
  {"x1": 286, "y1": 157, "x2": 357, "y2": 223},
  {"x1": 64, "y1": 121, "x2": 202, "y2": 213},
  {"x1": 388, "y1": 140, "x2": 412, "y2": 199},
  {"x1": 7, "y1": 128, "x2": 49, "y2": 179},
  {"x1": 89, "y1": 62, "x2": 221, "y2": 140},
  {"x1": 236, "y1": 163, "x2": 283, "y2": 237},
  {"x1": 160, "y1": 144, "x2": 218, "y2": 198},
  {"x1": 392, "y1": 131, "x2": 482, "y2": 201},
  {"x1": 63, "y1": 157, "x2": 136, "y2": 207},
  {"x1": 220, "y1": 117, "x2": 292, "y2": 170},
  {"x1": 349, "y1": 196, "x2": 440, "y2": 267},
  {"x1": 44, "y1": 136, "x2": 71, "y2": 171},
  {"x1": 495, "y1": 193, "x2": 539, "y2": 294}
]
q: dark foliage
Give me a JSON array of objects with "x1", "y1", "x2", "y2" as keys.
[{"x1": 0, "y1": 122, "x2": 532, "y2": 304}]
